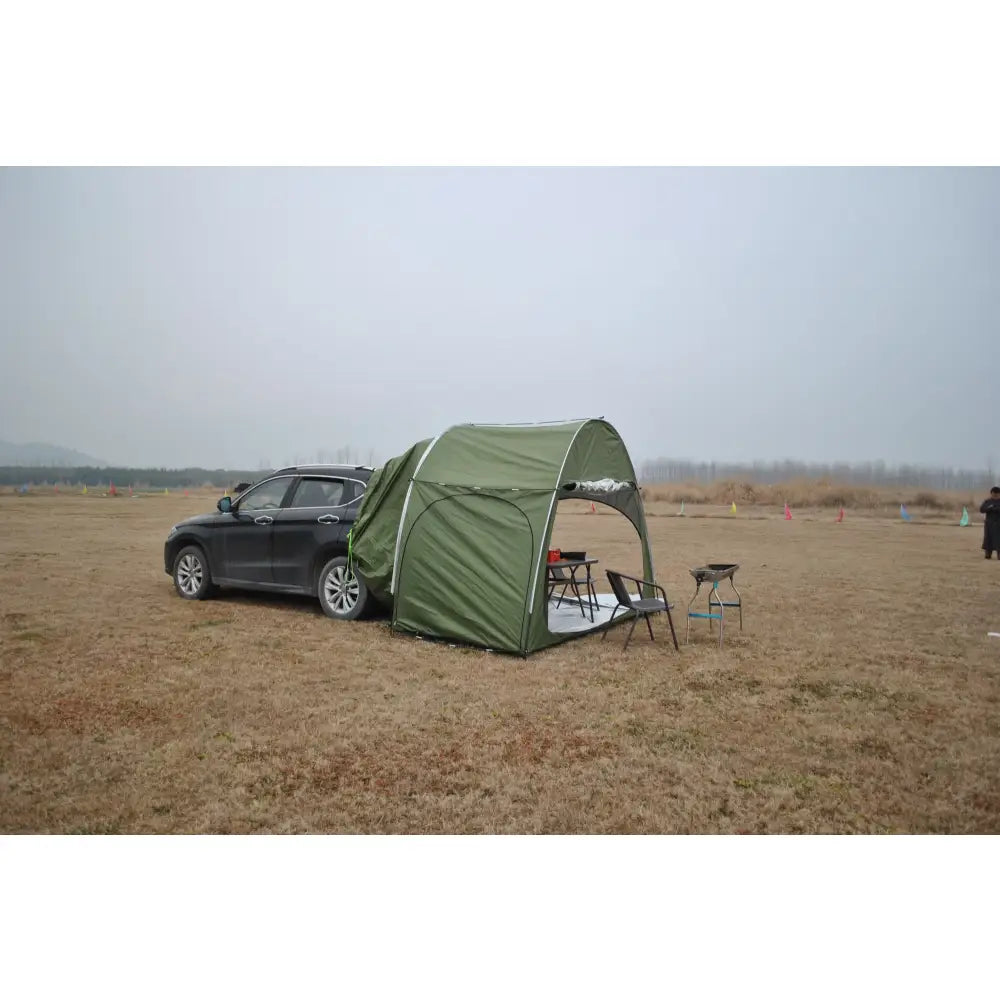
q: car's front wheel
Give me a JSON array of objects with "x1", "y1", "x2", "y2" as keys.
[
  {"x1": 172, "y1": 545, "x2": 216, "y2": 600},
  {"x1": 318, "y1": 556, "x2": 368, "y2": 620}
]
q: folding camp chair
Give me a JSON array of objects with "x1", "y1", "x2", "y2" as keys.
[
  {"x1": 547, "y1": 564, "x2": 578, "y2": 608},
  {"x1": 602, "y1": 570, "x2": 679, "y2": 652},
  {"x1": 547, "y1": 562, "x2": 598, "y2": 617}
]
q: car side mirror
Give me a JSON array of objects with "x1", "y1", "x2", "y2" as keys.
[{"x1": 217, "y1": 496, "x2": 232, "y2": 513}]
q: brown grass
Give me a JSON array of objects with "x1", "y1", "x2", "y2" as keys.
[
  {"x1": 642, "y1": 479, "x2": 980, "y2": 514},
  {"x1": 1, "y1": 489, "x2": 999, "y2": 833}
]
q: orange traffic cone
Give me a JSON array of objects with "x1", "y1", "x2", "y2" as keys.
[
  {"x1": 784, "y1": 503, "x2": 792, "y2": 521},
  {"x1": 835, "y1": 507, "x2": 844, "y2": 523}
]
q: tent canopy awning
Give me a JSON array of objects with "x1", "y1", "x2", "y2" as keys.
[{"x1": 350, "y1": 418, "x2": 653, "y2": 655}]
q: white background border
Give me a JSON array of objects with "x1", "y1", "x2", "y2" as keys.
[{"x1": 3, "y1": 1, "x2": 998, "y2": 996}]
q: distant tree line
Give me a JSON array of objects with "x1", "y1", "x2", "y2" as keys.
[
  {"x1": 5, "y1": 459, "x2": 996, "y2": 492},
  {"x1": 639, "y1": 458, "x2": 996, "y2": 491},
  {"x1": 0, "y1": 466, "x2": 262, "y2": 489}
]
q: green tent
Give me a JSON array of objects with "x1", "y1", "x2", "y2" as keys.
[{"x1": 351, "y1": 418, "x2": 654, "y2": 655}]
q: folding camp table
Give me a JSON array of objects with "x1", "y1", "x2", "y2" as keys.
[
  {"x1": 546, "y1": 558, "x2": 599, "y2": 623},
  {"x1": 685, "y1": 563, "x2": 742, "y2": 649}
]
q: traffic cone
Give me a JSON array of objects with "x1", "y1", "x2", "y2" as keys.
[
  {"x1": 784, "y1": 503, "x2": 792, "y2": 521},
  {"x1": 730, "y1": 501, "x2": 737, "y2": 514},
  {"x1": 109, "y1": 481, "x2": 116, "y2": 496},
  {"x1": 679, "y1": 500, "x2": 685, "y2": 516},
  {"x1": 900, "y1": 504, "x2": 912, "y2": 522},
  {"x1": 959, "y1": 507, "x2": 969, "y2": 527},
  {"x1": 835, "y1": 507, "x2": 844, "y2": 523},
  {"x1": 129, "y1": 484, "x2": 133, "y2": 497},
  {"x1": 82, "y1": 484, "x2": 88, "y2": 495},
  {"x1": 590, "y1": 502, "x2": 595, "y2": 513},
  {"x1": 184, "y1": 489, "x2": 189, "y2": 497}
]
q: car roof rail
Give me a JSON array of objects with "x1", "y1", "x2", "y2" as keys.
[{"x1": 269, "y1": 464, "x2": 373, "y2": 474}]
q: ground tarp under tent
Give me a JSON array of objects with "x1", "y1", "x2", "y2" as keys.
[{"x1": 350, "y1": 419, "x2": 654, "y2": 655}]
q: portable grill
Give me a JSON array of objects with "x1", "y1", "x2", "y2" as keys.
[{"x1": 685, "y1": 563, "x2": 743, "y2": 648}]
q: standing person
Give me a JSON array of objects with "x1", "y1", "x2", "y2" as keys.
[{"x1": 981, "y1": 487, "x2": 1000, "y2": 559}]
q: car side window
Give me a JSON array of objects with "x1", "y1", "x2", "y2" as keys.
[
  {"x1": 238, "y1": 476, "x2": 294, "y2": 512},
  {"x1": 289, "y1": 477, "x2": 345, "y2": 509}
]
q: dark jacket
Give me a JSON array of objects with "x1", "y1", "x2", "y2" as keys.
[{"x1": 980, "y1": 497, "x2": 1000, "y2": 552}]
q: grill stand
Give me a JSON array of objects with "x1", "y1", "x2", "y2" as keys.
[{"x1": 685, "y1": 563, "x2": 743, "y2": 649}]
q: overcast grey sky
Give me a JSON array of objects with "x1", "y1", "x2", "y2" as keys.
[{"x1": 1, "y1": 167, "x2": 997, "y2": 471}]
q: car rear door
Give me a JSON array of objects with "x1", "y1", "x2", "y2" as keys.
[{"x1": 270, "y1": 476, "x2": 354, "y2": 590}]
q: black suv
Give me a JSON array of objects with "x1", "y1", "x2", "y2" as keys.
[{"x1": 163, "y1": 465, "x2": 374, "y2": 620}]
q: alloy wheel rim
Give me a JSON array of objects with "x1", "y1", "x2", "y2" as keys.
[
  {"x1": 177, "y1": 553, "x2": 203, "y2": 595},
  {"x1": 324, "y1": 565, "x2": 359, "y2": 613}
]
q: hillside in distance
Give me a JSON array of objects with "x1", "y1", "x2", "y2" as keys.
[{"x1": 0, "y1": 439, "x2": 108, "y2": 467}]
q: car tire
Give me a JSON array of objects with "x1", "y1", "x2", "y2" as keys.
[
  {"x1": 172, "y1": 545, "x2": 216, "y2": 601},
  {"x1": 318, "y1": 556, "x2": 368, "y2": 620}
]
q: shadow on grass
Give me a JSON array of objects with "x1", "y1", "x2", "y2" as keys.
[{"x1": 211, "y1": 587, "x2": 391, "y2": 622}]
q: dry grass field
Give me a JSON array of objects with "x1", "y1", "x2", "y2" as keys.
[
  {"x1": 642, "y1": 479, "x2": 988, "y2": 515},
  {"x1": 2, "y1": 488, "x2": 999, "y2": 834}
]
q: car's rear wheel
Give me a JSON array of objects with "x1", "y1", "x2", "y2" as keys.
[
  {"x1": 318, "y1": 556, "x2": 368, "y2": 620},
  {"x1": 172, "y1": 545, "x2": 216, "y2": 600}
]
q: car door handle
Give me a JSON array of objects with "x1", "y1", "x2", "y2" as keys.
[
  {"x1": 317, "y1": 514, "x2": 339, "y2": 524},
  {"x1": 254, "y1": 515, "x2": 274, "y2": 525}
]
